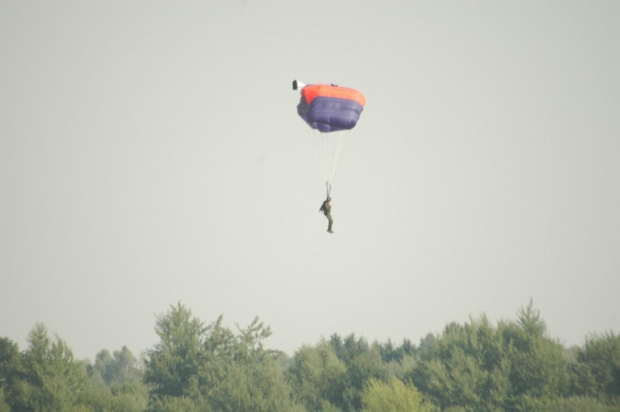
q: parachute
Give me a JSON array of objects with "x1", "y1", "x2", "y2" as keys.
[{"x1": 292, "y1": 80, "x2": 366, "y2": 193}]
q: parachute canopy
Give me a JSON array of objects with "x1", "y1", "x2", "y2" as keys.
[
  {"x1": 294, "y1": 82, "x2": 366, "y2": 133},
  {"x1": 292, "y1": 80, "x2": 366, "y2": 187}
]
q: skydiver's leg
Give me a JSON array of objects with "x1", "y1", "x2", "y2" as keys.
[{"x1": 327, "y1": 214, "x2": 333, "y2": 232}]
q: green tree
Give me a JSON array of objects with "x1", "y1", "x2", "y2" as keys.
[
  {"x1": 200, "y1": 317, "x2": 299, "y2": 412},
  {"x1": 144, "y1": 302, "x2": 208, "y2": 398},
  {"x1": 0, "y1": 390, "x2": 9, "y2": 412},
  {"x1": 287, "y1": 340, "x2": 347, "y2": 411},
  {"x1": 144, "y1": 304, "x2": 300, "y2": 412},
  {"x1": 410, "y1": 303, "x2": 567, "y2": 412},
  {"x1": 17, "y1": 324, "x2": 90, "y2": 412},
  {"x1": 362, "y1": 378, "x2": 433, "y2": 412},
  {"x1": 545, "y1": 396, "x2": 620, "y2": 412},
  {"x1": 379, "y1": 338, "x2": 416, "y2": 364},
  {"x1": 74, "y1": 380, "x2": 147, "y2": 412},
  {"x1": 345, "y1": 343, "x2": 389, "y2": 410},
  {"x1": 502, "y1": 301, "x2": 568, "y2": 409},
  {"x1": 570, "y1": 332, "x2": 620, "y2": 402},
  {"x1": 147, "y1": 394, "x2": 211, "y2": 412},
  {"x1": 412, "y1": 316, "x2": 511, "y2": 411},
  {"x1": 89, "y1": 346, "x2": 143, "y2": 387},
  {"x1": 0, "y1": 337, "x2": 23, "y2": 411},
  {"x1": 327, "y1": 334, "x2": 389, "y2": 411}
]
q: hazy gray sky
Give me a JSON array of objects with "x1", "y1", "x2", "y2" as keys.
[{"x1": 1, "y1": 0, "x2": 619, "y2": 360}]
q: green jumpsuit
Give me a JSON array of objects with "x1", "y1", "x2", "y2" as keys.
[{"x1": 321, "y1": 200, "x2": 333, "y2": 233}]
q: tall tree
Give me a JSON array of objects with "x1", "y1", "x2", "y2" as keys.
[
  {"x1": 144, "y1": 302, "x2": 208, "y2": 398},
  {"x1": 199, "y1": 317, "x2": 298, "y2": 412},
  {"x1": 18, "y1": 324, "x2": 89, "y2": 412},
  {"x1": 144, "y1": 304, "x2": 301, "y2": 412},
  {"x1": 503, "y1": 301, "x2": 568, "y2": 410},
  {"x1": 287, "y1": 341, "x2": 347, "y2": 411},
  {"x1": 412, "y1": 317, "x2": 511, "y2": 411},
  {"x1": 570, "y1": 332, "x2": 620, "y2": 402},
  {"x1": 327, "y1": 334, "x2": 389, "y2": 410},
  {"x1": 410, "y1": 304, "x2": 567, "y2": 412},
  {"x1": 0, "y1": 338, "x2": 21, "y2": 412},
  {"x1": 89, "y1": 346, "x2": 143, "y2": 387}
]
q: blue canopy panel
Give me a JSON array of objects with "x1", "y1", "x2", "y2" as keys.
[{"x1": 297, "y1": 96, "x2": 364, "y2": 133}]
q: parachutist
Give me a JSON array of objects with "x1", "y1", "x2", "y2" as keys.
[
  {"x1": 292, "y1": 80, "x2": 365, "y2": 235},
  {"x1": 319, "y1": 197, "x2": 334, "y2": 233}
]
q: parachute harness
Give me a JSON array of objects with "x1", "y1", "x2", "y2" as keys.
[{"x1": 326, "y1": 182, "x2": 332, "y2": 199}]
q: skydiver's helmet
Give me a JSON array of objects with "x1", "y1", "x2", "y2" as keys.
[{"x1": 327, "y1": 197, "x2": 331, "y2": 201}]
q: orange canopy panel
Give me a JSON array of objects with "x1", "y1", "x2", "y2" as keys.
[{"x1": 302, "y1": 84, "x2": 366, "y2": 107}]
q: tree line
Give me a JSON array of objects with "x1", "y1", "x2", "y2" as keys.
[{"x1": 0, "y1": 301, "x2": 618, "y2": 412}]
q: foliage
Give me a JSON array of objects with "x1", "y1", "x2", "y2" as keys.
[
  {"x1": 287, "y1": 341, "x2": 347, "y2": 411},
  {"x1": 0, "y1": 387, "x2": 10, "y2": 412},
  {"x1": 410, "y1": 301, "x2": 570, "y2": 412},
  {"x1": 361, "y1": 378, "x2": 432, "y2": 412},
  {"x1": 144, "y1": 302, "x2": 208, "y2": 398},
  {"x1": 504, "y1": 301, "x2": 568, "y2": 403},
  {"x1": 17, "y1": 323, "x2": 89, "y2": 412},
  {"x1": 89, "y1": 346, "x2": 143, "y2": 387},
  {"x1": 411, "y1": 316, "x2": 511, "y2": 411},
  {"x1": 143, "y1": 302, "x2": 301, "y2": 412},
  {"x1": 0, "y1": 337, "x2": 21, "y2": 410},
  {"x1": 544, "y1": 396, "x2": 620, "y2": 412},
  {"x1": 1, "y1": 300, "x2": 619, "y2": 412},
  {"x1": 0, "y1": 329, "x2": 147, "y2": 412},
  {"x1": 570, "y1": 332, "x2": 620, "y2": 403},
  {"x1": 330, "y1": 334, "x2": 390, "y2": 411},
  {"x1": 146, "y1": 394, "x2": 212, "y2": 412}
]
